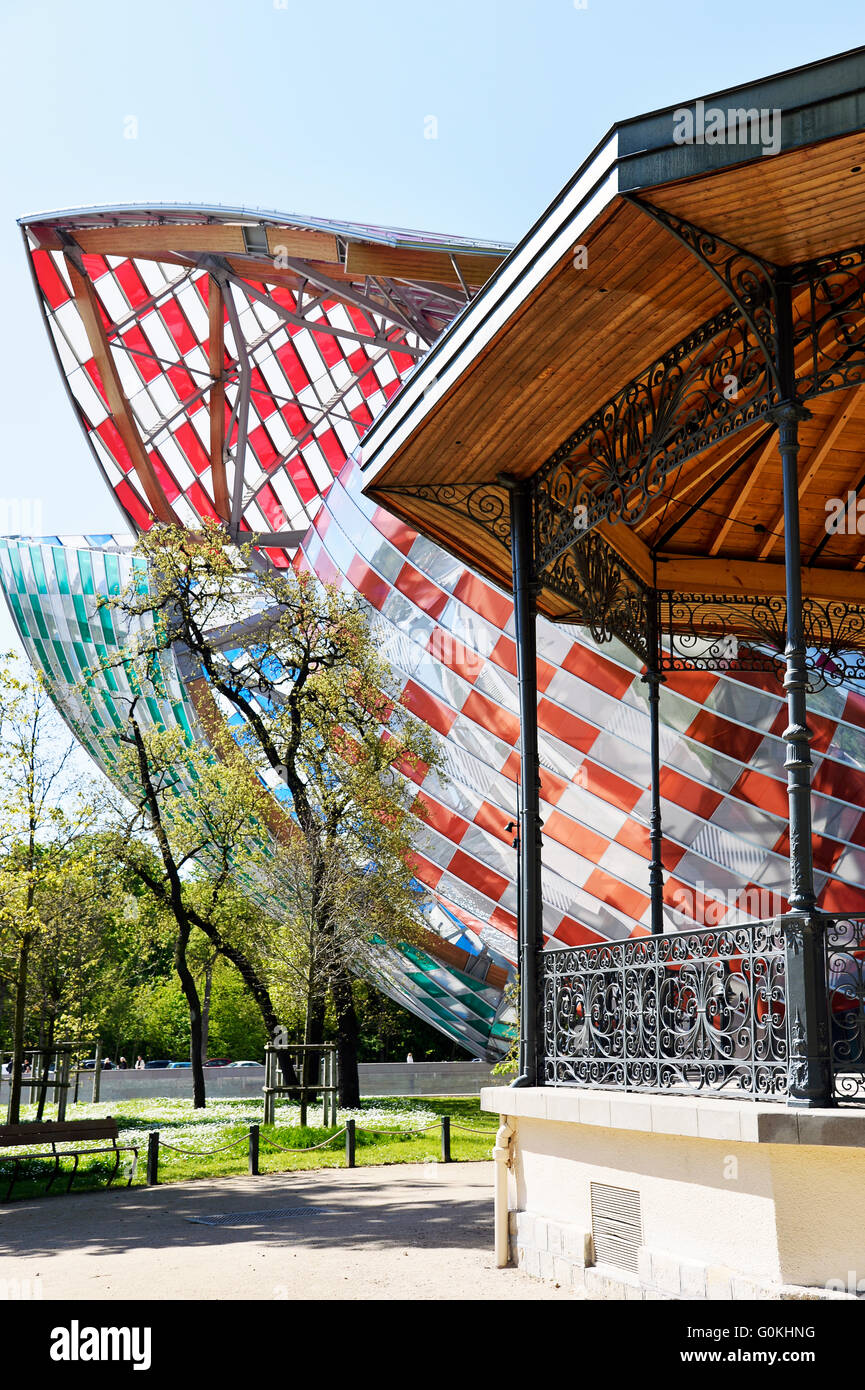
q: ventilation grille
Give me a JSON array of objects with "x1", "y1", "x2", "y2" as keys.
[
  {"x1": 590, "y1": 1183, "x2": 642, "y2": 1273},
  {"x1": 187, "y1": 1207, "x2": 337, "y2": 1227}
]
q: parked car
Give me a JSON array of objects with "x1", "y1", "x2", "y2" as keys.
[
  {"x1": 228, "y1": 1060, "x2": 262, "y2": 1067},
  {"x1": 79, "y1": 1058, "x2": 115, "y2": 1069},
  {"x1": 167, "y1": 1061, "x2": 191, "y2": 1068},
  {"x1": 204, "y1": 1057, "x2": 232, "y2": 1067},
  {"x1": 144, "y1": 1059, "x2": 172, "y2": 1069}
]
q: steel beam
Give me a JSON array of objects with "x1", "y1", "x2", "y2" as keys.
[
  {"x1": 773, "y1": 280, "x2": 832, "y2": 1108},
  {"x1": 501, "y1": 475, "x2": 543, "y2": 1088},
  {"x1": 644, "y1": 595, "x2": 666, "y2": 935}
]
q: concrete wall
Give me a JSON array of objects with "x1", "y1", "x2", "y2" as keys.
[
  {"x1": 482, "y1": 1085, "x2": 865, "y2": 1299},
  {"x1": 3, "y1": 1061, "x2": 510, "y2": 1104}
]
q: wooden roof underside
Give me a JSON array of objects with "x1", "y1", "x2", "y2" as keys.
[{"x1": 366, "y1": 127, "x2": 865, "y2": 622}]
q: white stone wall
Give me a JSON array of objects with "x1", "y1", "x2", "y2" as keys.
[{"x1": 483, "y1": 1086, "x2": 865, "y2": 1300}]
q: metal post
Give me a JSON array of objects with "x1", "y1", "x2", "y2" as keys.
[
  {"x1": 248, "y1": 1123, "x2": 259, "y2": 1176},
  {"x1": 502, "y1": 475, "x2": 543, "y2": 1088},
  {"x1": 772, "y1": 285, "x2": 832, "y2": 1107},
  {"x1": 441, "y1": 1115, "x2": 451, "y2": 1163},
  {"x1": 263, "y1": 1048, "x2": 275, "y2": 1127},
  {"x1": 146, "y1": 1130, "x2": 160, "y2": 1186},
  {"x1": 92, "y1": 1041, "x2": 102, "y2": 1103},
  {"x1": 644, "y1": 595, "x2": 666, "y2": 935},
  {"x1": 345, "y1": 1117, "x2": 356, "y2": 1168},
  {"x1": 57, "y1": 1049, "x2": 70, "y2": 1122}
]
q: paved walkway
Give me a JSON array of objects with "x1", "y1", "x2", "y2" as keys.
[{"x1": 0, "y1": 1162, "x2": 577, "y2": 1300}]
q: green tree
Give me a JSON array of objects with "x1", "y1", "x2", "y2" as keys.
[
  {"x1": 107, "y1": 523, "x2": 442, "y2": 1105},
  {"x1": 0, "y1": 657, "x2": 91, "y2": 1121}
]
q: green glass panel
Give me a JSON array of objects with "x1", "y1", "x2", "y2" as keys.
[
  {"x1": 52, "y1": 548, "x2": 71, "y2": 597},
  {"x1": 51, "y1": 640, "x2": 75, "y2": 686},
  {"x1": 78, "y1": 550, "x2": 95, "y2": 596},
  {"x1": 7, "y1": 592, "x2": 30, "y2": 638},
  {"x1": 72, "y1": 593, "x2": 91, "y2": 644},
  {"x1": 104, "y1": 551, "x2": 122, "y2": 597}
]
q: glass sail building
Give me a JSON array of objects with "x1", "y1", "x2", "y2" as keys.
[{"x1": 4, "y1": 204, "x2": 865, "y2": 1060}]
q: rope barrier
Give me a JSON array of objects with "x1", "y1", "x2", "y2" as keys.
[
  {"x1": 348, "y1": 1120, "x2": 442, "y2": 1136},
  {"x1": 151, "y1": 1119, "x2": 496, "y2": 1155},
  {"x1": 259, "y1": 1127, "x2": 347, "y2": 1154},
  {"x1": 158, "y1": 1135, "x2": 250, "y2": 1156}
]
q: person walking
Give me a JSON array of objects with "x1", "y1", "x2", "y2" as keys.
[{"x1": 135, "y1": 1056, "x2": 145, "y2": 1070}]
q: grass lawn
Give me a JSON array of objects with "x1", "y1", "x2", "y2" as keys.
[{"x1": 0, "y1": 1095, "x2": 499, "y2": 1202}]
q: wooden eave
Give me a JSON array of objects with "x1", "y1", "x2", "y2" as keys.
[{"x1": 361, "y1": 49, "x2": 865, "y2": 626}]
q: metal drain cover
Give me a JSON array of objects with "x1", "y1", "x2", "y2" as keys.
[{"x1": 187, "y1": 1206, "x2": 337, "y2": 1227}]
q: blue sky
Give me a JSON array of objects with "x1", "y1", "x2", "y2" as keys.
[{"x1": 1, "y1": 0, "x2": 863, "y2": 652}]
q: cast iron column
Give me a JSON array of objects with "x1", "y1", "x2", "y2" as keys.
[
  {"x1": 644, "y1": 594, "x2": 665, "y2": 935},
  {"x1": 773, "y1": 280, "x2": 832, "y2": 1107},
  {"x1": 502, "y1": 475, "x2": 543, "y2": 1087}
]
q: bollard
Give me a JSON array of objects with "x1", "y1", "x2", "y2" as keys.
[
  {"x1": 57, "y1": 1051, "x2": 70, "y2": 1123},
  {"x1": 345, "y1": 1117, "x2": 356, "y2": 1169},
  {"x1": 146, "y1": 1130, "x2": 160, "y2": 1186},
  {"x1": 441, "y1": 1115, "x2": 451, "y2": 1163},
  {"x1": 248, "y1": 1123, "x2": 259, "y2": 1176}
]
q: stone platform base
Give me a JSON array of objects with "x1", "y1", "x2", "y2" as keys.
[
  {"x1": 510, "y1": 1211, "x2": 855, "y2": 1301},
  {"x1": 483, "y1": 1086, "x2": 865, "y2": 1301}
]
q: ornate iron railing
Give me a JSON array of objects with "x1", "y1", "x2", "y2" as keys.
[
  {"x1": 541, "y1": 916, "x2": 865, "y2": 1101},
  {"x1": 825, "y1": 915, "x2": 865, "y2": 1102},
  {"x1": 541, "y1": 922, "x2": 789, "y2": 1099}
]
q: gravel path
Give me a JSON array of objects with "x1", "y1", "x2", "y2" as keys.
[{"x1": 0, "y1": 1161, "x2": 578, "y2": 1301}]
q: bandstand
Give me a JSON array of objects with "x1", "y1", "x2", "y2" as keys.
[{"x1": 359, "y1": 47, "x2": 865, "y2": 1298}]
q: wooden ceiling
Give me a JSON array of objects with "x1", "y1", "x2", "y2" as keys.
[{"x1": 364, "y1": 124, "x2": 865, "y2": 617}]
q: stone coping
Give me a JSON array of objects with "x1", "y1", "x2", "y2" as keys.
[{"x1": 480, "y1": 1085, "x2": 865, "y2": 1147}]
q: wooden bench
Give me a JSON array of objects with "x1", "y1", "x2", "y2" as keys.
[{"x1": 0, "y1": 1118, "x2": 139, "y2": 1201}]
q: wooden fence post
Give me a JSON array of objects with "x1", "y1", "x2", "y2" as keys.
[
  {"x1": 146, "y1": 1130, "x2": 159, "y2": 1186},
  {"x1": 249, "y1": 1123, "x2": 260, "y2": 1176},
  {"x1": 441, "y1": 1116, "x2": 451, "y2": 1163}
]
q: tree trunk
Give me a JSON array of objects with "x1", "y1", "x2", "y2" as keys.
[
  {"x1": 199, "y1": 963, "x2": 213, "y2": 1069},
  {"x1": 331, "y1": 970, "x2": 360, "y2": 1109},
  {"x1": 175, "y1": 923, "x2": 206, "y2": 1109},
  {"x1": 36, "y1": 1013, "x2": 55, "y2": 1122},
  {"x1": 8, "y1": 930, "x2": 32, "y2": 1124},
  {"x1": 299, "y1": 985, "x2": 326, "y2": 1126}
]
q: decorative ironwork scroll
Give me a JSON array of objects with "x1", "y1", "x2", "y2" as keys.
[
  {"x1": 627, "y1": 199, "x2": 783, "y2": 398},
  {"x1": 534, "y1": 305, "x2": 778, "y2": 572},
  {"x1": 792, "y1": 243, "x2": 865, "y2": 399},
  {"x1": 657, "y1": 590, "x2": 865, "y2": 688},
  {"x1": 824, "y1": 915, "x2": 865, "y2": 1102},
  {"x1": 541, "y1": 922, "x2": 788, "y2": 1099},
  {"x1": 802, "y1": 599, "x2": 865, "y2": 685},
  {"x1": 531, "y1": 226, "x2": 865, "y2": 602},
  {"x1": 658, "y1": 591, "x2": 786, "y2": 677},
  {"x1": 374, "y1": 482, "x2": 512, "y2": 555},
  {"x1": 545, "y1": 531, "x2": 650, "y2": 660}
]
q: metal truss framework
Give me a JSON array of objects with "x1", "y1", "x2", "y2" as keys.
[{"x1": 23, "y1": 207, "x2": 509, "y2": 568}]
